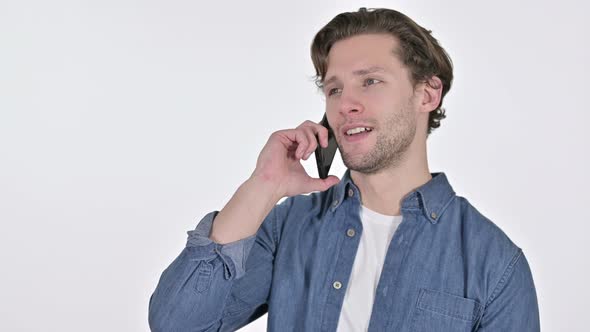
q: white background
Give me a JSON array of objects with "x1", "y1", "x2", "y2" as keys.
[{"x1": 1, "y1": 0, "x2": 588, "y2": 331}]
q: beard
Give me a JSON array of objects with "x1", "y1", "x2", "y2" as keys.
[{"x1": 337, "y1": 102, "x2": 417, "y2": 175}]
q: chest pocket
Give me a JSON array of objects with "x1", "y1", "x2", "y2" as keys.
[{"x1": 410, "y1": 288, "x2": 482, "y2": 332}]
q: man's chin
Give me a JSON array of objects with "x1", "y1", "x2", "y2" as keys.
[{"x1": 343, "y1": 157, "x2": 380, "y2": 175}]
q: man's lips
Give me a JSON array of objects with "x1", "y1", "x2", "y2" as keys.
[
  {"x1": 340, "y1": 124, "x2": 374, "y2": 136},
  {"x1": 342, "y1": 128, "x2": 373, "y2": 143}
]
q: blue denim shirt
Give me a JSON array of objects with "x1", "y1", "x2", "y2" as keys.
[{"x1": 149, "y1": 170, "x2": 540, "y2": 331}]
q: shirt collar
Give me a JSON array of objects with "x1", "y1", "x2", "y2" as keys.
[{"x1": 331, "y1": 168, "x2": 456, "y2": 224}]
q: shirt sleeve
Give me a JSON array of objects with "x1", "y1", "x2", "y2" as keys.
[
  {"x1": 475, "y1": 250, "x2": 541, "y2": 331},
  {"x1": 185, "y1": 211, "x2": 258, "y2": 280},
  {"x1": 148, "y1": 204, "x2": 282, "y2": 332}
]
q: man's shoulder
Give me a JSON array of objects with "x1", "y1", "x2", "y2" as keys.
[
  {"x1": 449, "y1": 195, "x2": 519, "y2": 247},
  {"x1": 446, "y1": 195, "x2": 522, "y2": 276},
  {"x1": 276, "y1": 187, "x2": 335, "y2": 218}
]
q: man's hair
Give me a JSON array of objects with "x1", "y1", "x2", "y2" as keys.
[{"x1": 311, "y1": 8, "x2": 454, "y2": 136}]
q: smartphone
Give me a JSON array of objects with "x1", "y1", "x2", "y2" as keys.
[{"x1": 314, "y1": 113, "x2": 338, "y2": 179}]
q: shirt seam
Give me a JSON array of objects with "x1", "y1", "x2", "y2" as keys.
[
  {"x1": 272, "y1": 202, "x2": 279, "y2": 249},
  {"x1": 439, "y1": 194, "x2": 456, "y2": 216},
  {"x1": 484, "y1": 248, "x2": 523, "y2": 307}
]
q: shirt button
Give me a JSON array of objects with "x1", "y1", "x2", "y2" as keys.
[
  {"x1": 333, "y1": 281, "x2": 342, "y2": 289},
  {"x1": 332, "y1": 200, "x2": 339, "y2": 207},
  {"x1": 431, "y1": 212, "x2": 438, "y2": 219},
  {"x1": 348, "y1": 188, "x2": 354, "y2": 197},
  {"x1": 346, "y1": 228, "x2": 356, "y2": 237}
]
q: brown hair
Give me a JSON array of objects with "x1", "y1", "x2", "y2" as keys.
[{"x1": 311, "y1": 7, "x2": 454, "y2": 136}]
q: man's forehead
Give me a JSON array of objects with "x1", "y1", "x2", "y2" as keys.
[
  {"x1": 323, "y1": 35, "x2": 404, "y2": 84},
  {"x1": 327, "y1": 34, "x2": 401, "y2": 61}
]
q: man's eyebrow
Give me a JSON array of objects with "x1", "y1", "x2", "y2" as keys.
[
  {"x1": 322, "y1": 66, "x2": 387, "y2": 87},
  {"x1": 352, "y1": 66, "x2": 387, "y2": 76}
]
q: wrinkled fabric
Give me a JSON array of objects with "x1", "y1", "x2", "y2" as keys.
[{"x1": 149, "y1": 169, "x2": 540, "y2": 332}]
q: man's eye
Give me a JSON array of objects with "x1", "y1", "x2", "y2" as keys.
[
  {"x1": 364, "y1": 78, "x2": 381, "y2": 86},
  {"x1": 328, "y1": 88, "x2": 341, "y2": 96}
]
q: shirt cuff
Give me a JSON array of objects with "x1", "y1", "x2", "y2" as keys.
[{"x1": 185, "y1": 211, "x2": 257, "y2": 280}]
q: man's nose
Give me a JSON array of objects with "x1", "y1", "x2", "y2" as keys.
[{"x1": 338, "y1": 90, "x2": 365, "y2": 115}]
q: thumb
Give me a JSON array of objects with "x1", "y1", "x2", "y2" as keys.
[{"x1": 307, "y1": 175, "x2": 340, "y2": 192}]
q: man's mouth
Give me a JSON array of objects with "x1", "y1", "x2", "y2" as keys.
[
  {"x1": 343, "y1": 127, "x2": 373, "y2": 142},
  {"x1": 345, "y1": 127, "x2": 373, "y2": 136}
]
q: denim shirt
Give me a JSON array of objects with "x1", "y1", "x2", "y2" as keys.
[{"x1": 149, "y1": 170, "x2": 540, "y2": 332}]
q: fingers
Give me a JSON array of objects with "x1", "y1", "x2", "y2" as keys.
[
  {"x1": 294, "y1": 130, "x2": 310, "y2": 160},
  {"x1": 296, "y1": 120, "x2": 329, "y2": 160},
  {"x1": 302, "y1": 129, "x2": 316, "y2": 160}
]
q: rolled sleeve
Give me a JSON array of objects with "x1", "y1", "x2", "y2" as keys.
[{"x1": 185, "y1": 211, "x2": 257, "y2": 280}]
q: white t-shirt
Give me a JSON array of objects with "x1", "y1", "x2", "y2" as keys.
[{"x1": 336, "y1": 205, "x2": 403, "y2": 332}]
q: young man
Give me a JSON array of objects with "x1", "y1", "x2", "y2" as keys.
[{"x1": 149, "y1": 8, "x2": 540, "y2": 332}]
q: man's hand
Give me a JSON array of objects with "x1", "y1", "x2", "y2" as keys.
[{"x1": 251, "y1": 120, "x2": 340, "y2": 199}]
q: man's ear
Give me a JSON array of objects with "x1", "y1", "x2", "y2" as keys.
[{"x1": 419, "y1": 76, "x2": 443, "y2": 113}]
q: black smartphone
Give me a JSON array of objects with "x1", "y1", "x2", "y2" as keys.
[{"x1": 314, "y1": 113, "x2": 338, "y2": 179}]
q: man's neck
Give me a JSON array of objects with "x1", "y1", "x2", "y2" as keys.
[{"x1": 350, "y1": 153, "x2": 432, "y2": 217}]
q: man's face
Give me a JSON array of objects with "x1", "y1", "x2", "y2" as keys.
[{"x1": 322, "y1": 33, "x2": 420, "y2": 174}]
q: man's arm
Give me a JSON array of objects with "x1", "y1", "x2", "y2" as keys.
[
  {"x1": 148, "y1": 176, "x2": 284, "y2": 332},
  {"x1": 475, "y1": 250, "x2": 540, "y2": 331},
  {"x1": 148, "y1": 121, "x2": 340, "y2": 332}
]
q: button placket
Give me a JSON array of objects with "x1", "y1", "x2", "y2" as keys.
[{"x1": 321, "y1": 192, "x2": 362, "y2": 332}]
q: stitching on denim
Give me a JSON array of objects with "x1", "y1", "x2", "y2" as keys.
[
  {"x1": 485, "y1": 249, "x2": 523, "y2": 307},
  {"x1": 319, "y1": 216, "x2": 346, "y2": 332},
  {"x1": 195, "y1": 261, "x2": 213, "y2": 293},
  {"x1": 438, "y1": 193, "x2": 456, "y2": 217},
  {"x1": 382, "y1": 213, "x2": 424, "y2": 330},
  {"x1": 417, "y1": 288, "x2": 481, "y2": 322}
]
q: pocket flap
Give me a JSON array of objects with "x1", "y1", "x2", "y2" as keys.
[{"x1": 417, "y1": 288, "x2": 482, "y2": 322}]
